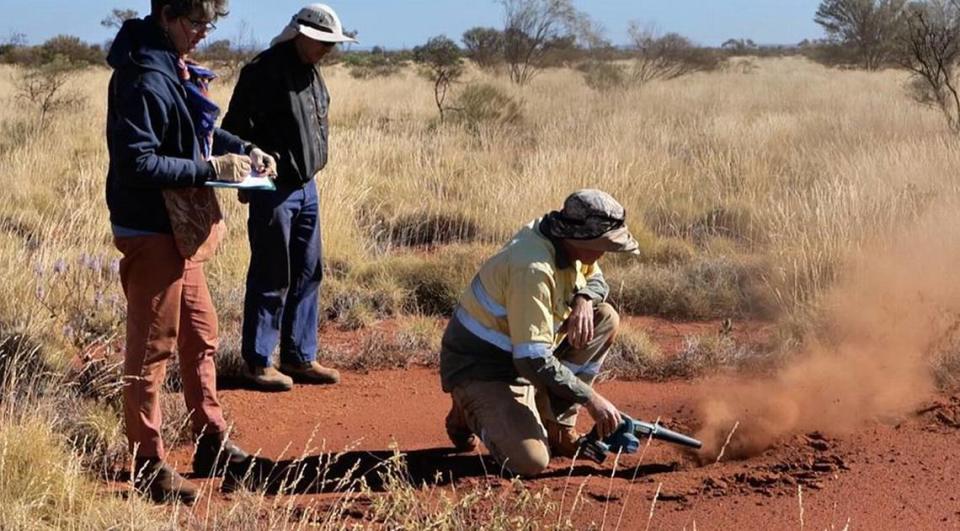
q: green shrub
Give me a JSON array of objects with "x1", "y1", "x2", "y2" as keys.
[
  {"x1": 35, "y1": 35, "x2": 103, "y2": 66},
  {"x1": 451, "y1": 83, "x2": 523, "y2": 129},
  {"x1": 345, "y1": 52, "x2": 405, "y2": 79},
  {"x1": 581, "y1": 60, "x2": 630, "y2": 92}
]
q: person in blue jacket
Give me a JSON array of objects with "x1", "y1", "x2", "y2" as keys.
[{"x1": 105, "y1": 0, "x2": 275, "y2": 504}]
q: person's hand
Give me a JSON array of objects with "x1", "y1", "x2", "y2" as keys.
[
  {"x1": 249, "y1": 148, "x2": 277, "y2": 178},
  {"x1": 584, "y1": 392, "x2": 622, "y2": 440},
  {"x1": 210, "y1": 153, "x2": 251, "y2": 183},
  {"x1": 565, "y1": 295, "x2": 594, "y2": 350}
]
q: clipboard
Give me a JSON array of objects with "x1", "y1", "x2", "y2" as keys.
[{"x1": 205, "y1": 173, "x2": 277, "y2": 191}]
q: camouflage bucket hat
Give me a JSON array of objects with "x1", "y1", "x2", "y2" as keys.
[{"x1": 546, "y1": 189, "x2": 640, "y2": 255}]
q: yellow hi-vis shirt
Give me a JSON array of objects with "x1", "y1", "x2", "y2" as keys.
[{"x1": 455, "y1": 217, "x2": 604, "y2": 363}]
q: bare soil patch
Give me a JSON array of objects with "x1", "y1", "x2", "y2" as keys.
[{"x1": 114, "y1": 322, "x2": 960, "y2": 529}]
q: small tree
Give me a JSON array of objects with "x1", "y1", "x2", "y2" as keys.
[
  {"x1": 15, "y1": 56, "x2": 86, "y2": 131},
  {"x1": 0, "y1": 32, "x2": 27, "y2": 63},
  {"x1": 462, "y1": 27, "x2": 504, "y2": 69},
  {"x1": 721, "y1": 38, "x2": 758, "y2": 53},
  {"x1": 100, "y1": 8, "x2": 138, "y2": 30},
  {"x1": 499, "y1": 0, "x2": 592, "y2": 85},
  {"x1": 814, "y1": 0, "x2": 908, "y2": 70},
  {"x1": 629, "y1": 24, "x2": 719, "y2": 86},
  {"x1": 898, "y1": 0, "x2": 960, "y2": 133},
  {"x1": 413, "y1": 36, "x2": 464, "y2": 121}
]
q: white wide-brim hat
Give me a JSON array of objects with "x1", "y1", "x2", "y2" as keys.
[{"x1": 271, "y1": 3, "x2": 358, "y2": 47}]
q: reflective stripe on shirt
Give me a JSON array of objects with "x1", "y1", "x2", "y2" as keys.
[
  {"x1": 513, "y1": 342, "x2": 552, "y2": 360},
  {"x1": 470, "y1": 277, "x2": 507, "y2": 318},
  {"x1": 454, "y1": 306, "x2": 513, "y2": 352}
]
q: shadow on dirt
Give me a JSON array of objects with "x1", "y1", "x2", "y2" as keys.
[{"x1": 218, "y1": 448, "x2": 680, "y2": 495}]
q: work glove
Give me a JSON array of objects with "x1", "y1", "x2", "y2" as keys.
[
  {"x1": 249, "y1": 148, "x2": 277, "y2": 178},
  {"x1": 210, "y1": 153, "x2": 251, "y2": 183}
]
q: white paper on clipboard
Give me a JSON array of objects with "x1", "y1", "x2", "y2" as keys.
[{"x1": 204, "y1": 172, "x2": 277, "y2": 191}]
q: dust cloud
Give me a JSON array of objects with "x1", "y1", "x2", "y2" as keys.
[{"x1": 696, "y1": 211, "x2": 960, "y2": 461}]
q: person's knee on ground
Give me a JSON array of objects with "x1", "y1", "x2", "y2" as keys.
[{"x1": 497, "y1": 438, "x2": 550, "y2": 477}]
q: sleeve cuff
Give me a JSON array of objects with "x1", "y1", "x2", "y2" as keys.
[{"x1": 195, "y1": 160, "x2": 215, "y2": 185}]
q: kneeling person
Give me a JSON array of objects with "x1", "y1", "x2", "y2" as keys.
[{"x1": 441, "y1": 189, "x2": 639, "y2": 476}]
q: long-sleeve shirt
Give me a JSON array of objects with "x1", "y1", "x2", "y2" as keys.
[
  {"x1": 440, "y1": 217, "x2": 609, "y2": 405},
  {"x1": 221, "y1": 40, "x2": 329, "y2": 187}
]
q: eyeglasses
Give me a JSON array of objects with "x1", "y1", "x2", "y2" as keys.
[{"x1": 185, "y1": 17, "x2": 217, "y2": 32}]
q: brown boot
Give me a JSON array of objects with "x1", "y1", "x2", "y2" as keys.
[
  {"x1": 193, "y1": 433, "x2": 250, "y2": 478},
  {"x1": 279, "y1": 360, "x2": 340, "y2": 385},
  {"x1": 445, "y1": 401, "x2": 478, "y2": 452},
  {"x1": 245, "y1": 365, "x2": 294, "y2": 392},
  {"x1": 546, "y1": 422, "x2": 582, "y2": 459},
  {"x1": 133, "y1": 457, "x2": 198, "y2": 505}
]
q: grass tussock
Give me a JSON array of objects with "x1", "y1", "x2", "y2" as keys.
[
  {"x1": 325, "y1": 244, "x2": 492, "y2": 324},
  {"x1": 327, "y1": 315, "x2": 443, "y2": 372},
  {"x1": 0, "y1": 343, "x2": 169, "y2": 530},
  {"x1": 603, "y1": 324, "x2": 765, "y2": 381},
  {"x1": 0, "y1": 414, "x2": 166, "y2": 530},
  {"x1": 664, "y1": 333, "x2": 755, "y2": 378},
  {"x1": 608, "y1": 256, "x2": 775, "y2": 320},
  {"x1": 601, "y1": 325, "x2": 664, "y2": 380},
  {"x1": 365, "y1": 459, "x2": 565, "y2": 530}
]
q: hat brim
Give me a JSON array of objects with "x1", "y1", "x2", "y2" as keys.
[
  {"x1": 567, "y1": 226, "x2": 641, "y2": 255},
  {"x1": 299, "y1": 24, "x2": 358, "y2": 43}
]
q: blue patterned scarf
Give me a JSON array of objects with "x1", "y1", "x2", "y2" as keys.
[{"x1": 176, "y1": 59, "x2": 220, "y2": 160}]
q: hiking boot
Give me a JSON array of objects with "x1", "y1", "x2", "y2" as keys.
[
  {"x1": 193, "y1": 433, "x2": 251, "y2": 478},
  {"x1": 546, "y1": 422, "x2": 582, "y2": 459},
  {"x1": 133, "y1": 457, "x2": 198, "y2": 505},
  {"x1": 278, "y1": 360, "x2": 340, "y2": 385},
  {"x1": 244, "y1": 365, "x2": 294, "y2": 392},
  {"x1": 445, "y1": 401, "x2": 478, "y2": 452}
]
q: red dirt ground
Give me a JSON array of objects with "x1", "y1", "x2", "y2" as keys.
[{"x1": 156, "y1": 319, "x2": 960, "y2": 529}]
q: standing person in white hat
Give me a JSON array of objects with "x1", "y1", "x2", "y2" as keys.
[{"x1": 222, "y1": 4, "x2": 356, "y2": 391}]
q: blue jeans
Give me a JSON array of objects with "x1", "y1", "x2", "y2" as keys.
[{"x1": 242, "y1": 180, "x2": 322, "y2": 368}]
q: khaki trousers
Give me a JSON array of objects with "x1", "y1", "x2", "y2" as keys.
[
  {"x1": 116, "y1": 234, "x2": 228, "y2": 459},
  {"x1": 451, "y1": 303, "x2": 619, "y2": 475}
]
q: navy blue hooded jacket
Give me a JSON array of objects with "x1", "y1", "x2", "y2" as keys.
[{"x1": 105, "y1": 16, "x2": 249, "y2": 234}]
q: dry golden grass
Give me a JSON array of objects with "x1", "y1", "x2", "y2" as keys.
[
  {"x1": 2, "y1": 56, "x2": 960, "y2": 525},
  {"x1": 3, "y1": 58, "x2": 958, "y2": 343}
]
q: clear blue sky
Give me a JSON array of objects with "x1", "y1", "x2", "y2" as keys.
[{"x1": 0, "y1": 0, "x2": 825, "y2": 49}]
